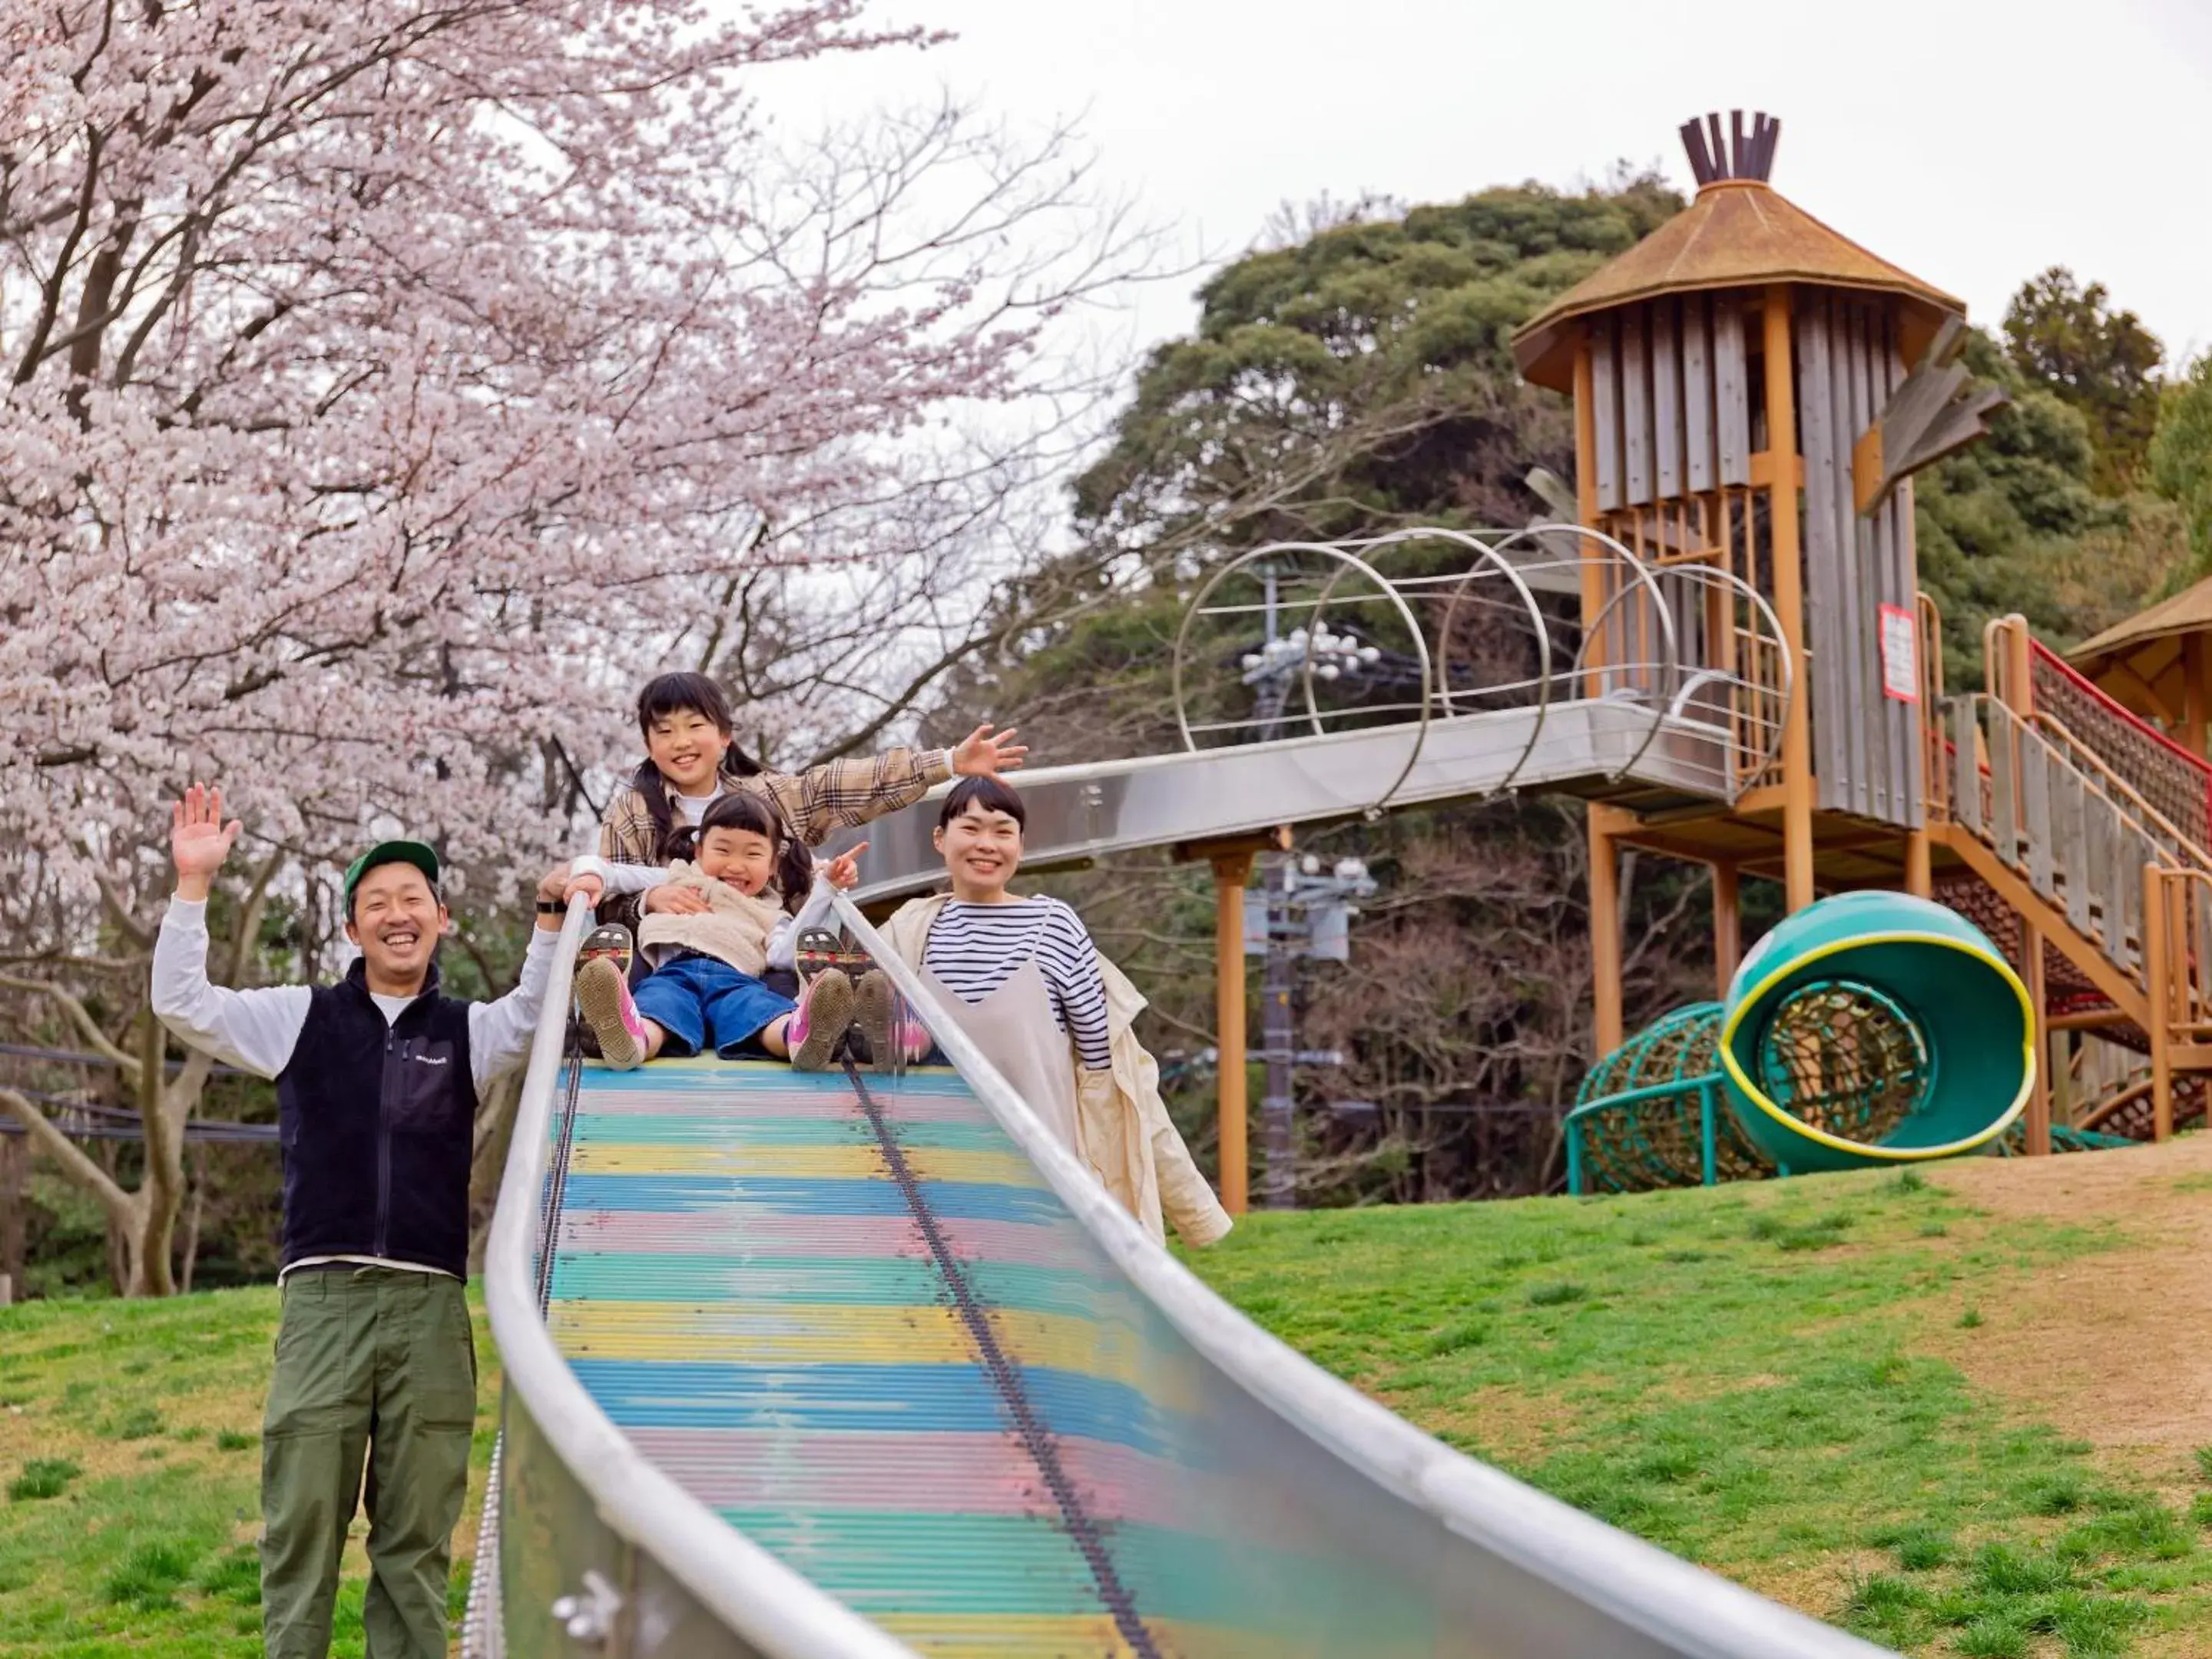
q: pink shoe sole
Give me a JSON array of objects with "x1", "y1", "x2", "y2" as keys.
[{"x1": 576, "y1": 958, "x2": 647, "y2": 1069}]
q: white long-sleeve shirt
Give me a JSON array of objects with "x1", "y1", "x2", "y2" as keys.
[
  {"x1": 571, "y1": 856, "x2": 836, "y2": 970},
  {"x1": 152, "y1": 898, "x2": 560, "y2": 1280},
  {"x1": 152, "y1": 897, "x2": 559, "y2": 1096}
]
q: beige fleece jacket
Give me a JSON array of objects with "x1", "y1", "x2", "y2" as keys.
[{"x1": 637, "y1": 862, "x2": 787, "y2": 978}]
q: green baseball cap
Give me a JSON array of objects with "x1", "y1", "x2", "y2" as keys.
[{"x1": 343, "y1": 840, "x2": 442, "y2": 915}]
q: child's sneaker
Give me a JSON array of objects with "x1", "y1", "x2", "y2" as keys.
[
  {"x1": 576, "y1": 956, "x2": 647, "y2": 1069},
  {"x1": 853, "y1": 969, "x2": 931, "y2": 1072},
  {"x1": 578, "y1": 922, "x2": 634, "y2": 978},
  {"x1": 788, "y1": 969, "x2": 855, "y2": 1072},
  {"x1": 898, "y1": 1010, "x2": 932, "y2": 1066}
]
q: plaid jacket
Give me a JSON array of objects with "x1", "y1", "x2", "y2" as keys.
[{"x1": 594, "y1": 746, "x2": 951, "y2": 932}]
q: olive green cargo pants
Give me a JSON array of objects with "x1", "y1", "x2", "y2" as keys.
[{"x1": 260, "y1": 1266, "x2": 477, "y2": 1659}]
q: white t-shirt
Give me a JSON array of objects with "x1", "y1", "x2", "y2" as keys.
[
  {"x1": 672, "y1": 786, "x2": 721, "y2": 827},
  {"x1": 150, "y1": 898, "x2": 559, "y2": 1280}
]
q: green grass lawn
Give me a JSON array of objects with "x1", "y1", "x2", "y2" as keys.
[
  {"x1": 1189, "y1": 1165, "x2": 2212, "y2": 1657},
  {"x1": 0, "y1": 1286, "x2": 498, "y2": 1657},
  {"x1": 3, "y1": 1165, "x2": 2208, "y2": 1656}
]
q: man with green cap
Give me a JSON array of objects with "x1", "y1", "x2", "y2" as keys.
[{"x1": 152, "y1": 783, "x2": 588, "y2": 1659}]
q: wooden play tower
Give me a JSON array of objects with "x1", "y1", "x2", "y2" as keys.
[
  {"x1": 1180, "y1": 111, "x2": 2212, "y2": 1204},
  {"x1": 1512, "y1": 111, "x2": 2005, "y2": 1053},
  {"x1": 1506, "y1": 109, "x2": 2212, "y2": 1160}
]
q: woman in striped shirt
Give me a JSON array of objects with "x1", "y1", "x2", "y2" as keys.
[
  {"x1": 909, "y1": 777, "x2": 1108, "y2": 1150},
  {"x1": 878, "y1": 777, "x2": 1231, "y2": 1247}
]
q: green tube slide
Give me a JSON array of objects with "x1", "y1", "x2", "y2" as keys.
[
  {"x1": 1717, "y1": 891, "x2": 2035, "y2": 1174},
  {"x1": 1568, "y1": 892, "x2": 2037, "y2": 1192}
]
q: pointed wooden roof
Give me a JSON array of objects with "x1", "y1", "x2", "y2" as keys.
[
  {"x1": 1512, "y1": 179, "x2": 1967, "y2": 392},
  {"x1": 2068, "y1": 574, "x2": 2212, "y2": 718}
]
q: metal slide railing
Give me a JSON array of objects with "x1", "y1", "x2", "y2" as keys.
[{"x1": 471, "y1": 886, "x2": 1887, "y2": 1657}]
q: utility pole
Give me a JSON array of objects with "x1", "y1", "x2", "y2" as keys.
[
  {"x1": 1244, "y1": 853, "x2": 1379, "y2": 1209},
  {"x1": 1224, "y1": 578, "x2": 1382, "y2": 1206},
  {"x1": 1260, "y1": 914, "x2": 1296, "y2": 1207},
  {"x1": 1239, "y1": 562, "x2": 1382, "y2": 745}
]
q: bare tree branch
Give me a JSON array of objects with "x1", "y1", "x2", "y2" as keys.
[
  {"x1": 0, "y1": 973, "x2": 137, "y2": 1068},
  {"x1": 0, "y1": 1084, "x2": 134, "y2": 1220}
]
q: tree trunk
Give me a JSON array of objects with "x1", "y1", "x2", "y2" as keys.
[
  {"x1": 134, "y1": 1017, "x2": 180, "y2": 1297},
  {"x1": 0, "y1": 1134, "x2": 25, "y2": 1295},
  {"x1": 0, "y1": 865, "x2": 257, "y2": 1297},
  {"x1": 180, "y1": 1144, "x2": 207, "y2": 1293},
  {"x1": 98, "y1": 1139, "x2": 130, "y2": 1293}
]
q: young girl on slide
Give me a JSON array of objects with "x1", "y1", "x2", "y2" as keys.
[
  {"x1": 571, "y1": 794, "x2": 878, "y2": 1071},
  {"x1": 593, "y1": 672, "x2": 1026, "y2": 981}
]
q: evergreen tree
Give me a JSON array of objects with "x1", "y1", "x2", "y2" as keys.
[{"x1": 2001, "y1": 267, "x2": 2164, "y2": 495}]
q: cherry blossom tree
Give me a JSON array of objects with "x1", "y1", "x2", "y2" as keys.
[{"x1": 0, "y1": 0, "x2": 1151, "y2": 1290}]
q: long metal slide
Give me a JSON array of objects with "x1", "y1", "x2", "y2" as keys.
[{"x1": 470, "y1": 531, "x2": 1889, "y2": 1656}]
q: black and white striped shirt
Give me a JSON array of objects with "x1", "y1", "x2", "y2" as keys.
[{"x1": 924, "y1": 897, "x2": 1112, "y2": 1071}]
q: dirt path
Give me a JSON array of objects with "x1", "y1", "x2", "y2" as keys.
[{"x1": 1921, "y1": 1137, "x2": 2212, "y2": 1483}]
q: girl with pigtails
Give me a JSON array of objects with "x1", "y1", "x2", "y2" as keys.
[
  {"x1": 568, "y1": 791, "x2": 886, "y2": 1071},
  {"x1": 594, "y1": 671, "x2": 1025, "y2": 994}
]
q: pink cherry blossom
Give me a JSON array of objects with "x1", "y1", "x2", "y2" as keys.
[{"x1": 0, "y1": 0, "x2": 1149, "y2": 1291}]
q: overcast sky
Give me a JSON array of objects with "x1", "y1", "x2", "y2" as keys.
[{"x1": 760, "y1": 0, "x2": 2212, "y2": 373}]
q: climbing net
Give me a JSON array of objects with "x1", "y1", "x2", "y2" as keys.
[
  {"x1": 1571, "y1": 1003, "x2": 1772, "y2": 1193},
  {"x1": 1752, "y1": 980, "x2": 1930, "y2": 1145}
]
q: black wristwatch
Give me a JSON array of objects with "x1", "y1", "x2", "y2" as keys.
[{"x1": 536, "y1": 900, "x2": 567, "y2": 916}]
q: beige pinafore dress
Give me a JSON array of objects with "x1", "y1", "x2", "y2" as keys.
[{"x1": 919, "y1": 953, "x2": 1083, "y2": 1159}]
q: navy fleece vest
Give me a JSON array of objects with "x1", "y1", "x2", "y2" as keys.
[{"x1": 274, "y1": 958, "x2": 475, "y2": 1278}]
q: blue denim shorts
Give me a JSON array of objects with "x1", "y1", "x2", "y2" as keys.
[{"x1": 632, "y1": 952, "x2": 796, "y2": 1058}]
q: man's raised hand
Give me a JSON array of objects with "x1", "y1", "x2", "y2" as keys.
[
  {"x1": 534, "y1": 862, "x2": 602, "y2": 930},
  {"x1": 171, "y1": 784, "x2": 241, "y2": 902}
]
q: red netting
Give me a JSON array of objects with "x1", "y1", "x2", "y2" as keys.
[
  {"x1": 2080, "y1": 1072, "x2": 2206, "y2": 1141},
  {"x1": 1932, "y1": 870, "x2": 2121, "y2": 1026},
  {"x1": 2030, "y1": 640, "x2": 2212, "y2": 849}
]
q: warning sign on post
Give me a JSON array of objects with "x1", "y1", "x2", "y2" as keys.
[{"x1": 1879, "y1": 604, "x2": 1919, "y2": 704}]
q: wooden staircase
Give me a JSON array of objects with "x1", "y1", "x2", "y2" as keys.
[{"x1": 1929, "y1": 618, "x2": 2212, "y2": 1143}]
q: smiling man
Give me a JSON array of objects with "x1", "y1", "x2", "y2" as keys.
[{"x1": 151, "y1": 784, "x2": 582, "y2": 1659}]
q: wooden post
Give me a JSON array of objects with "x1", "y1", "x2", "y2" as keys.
[
  {"x1": 2185, "y1": 633, "x2": 2210, "y2": 758},
  {"x1": 2020, "y1": 920, "x2": 2050, "y2": 1155},
  {"x1": 1212, "y1": 851, "x2": 1255, "y2": 1214},
  {"x1": 2001, "y1": 615, "x2": 2035, "y2": 720},
  {"x1": 2048, "y1": 1028, "x2": 2073, "y2": 1130},
  {"x1": 1712, "y1": 861, "x2": 1741, "y2": 998},
  {"x1": 1573, "y1": 339, "x2": 1605, "y2": 687},
  {"x1": 1762, "y1": 283, "x2": 1814, "y2": 915},
  {"x1": 2147, "y1": 862, "x2": 2174, "y2": 1142},
  {"x1": 1903, "y1": 830, "x2": 1932, "y2": 899},
  {"x1": 1575, "y1": 334, "x2": 1629, "y2": 1060},
  {"x1": 1590, "y1": 809, "x2": 1624, "y2": 1055}
]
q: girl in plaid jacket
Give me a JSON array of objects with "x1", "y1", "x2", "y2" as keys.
[{"x1": 594, "y1": 673, "x2": 1025, "y2": 966}]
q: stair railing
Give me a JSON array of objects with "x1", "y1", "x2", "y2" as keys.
[{"x1": 1949, "y1": 694, "x2": 2174, "y2": 986}]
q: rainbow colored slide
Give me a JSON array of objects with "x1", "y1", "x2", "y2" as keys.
[{"x1": 473, "y1": 898, "x2": 1892, "y2": 1657}]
